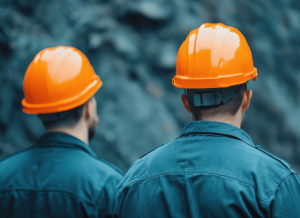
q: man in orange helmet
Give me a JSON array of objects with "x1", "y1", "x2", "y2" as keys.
[
  {"x1": 114, "y1": 24, "x2": 300, "y2": 217},
  {"x1": 0, "y1": 46, "x2": 123, "y2": 218}
]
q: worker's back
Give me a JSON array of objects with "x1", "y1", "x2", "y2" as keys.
[
  {"x1": 0, "y1": 132, "x2": 123, "y2": 218},
  {"x1": 114, "y1": 121, "x2": 300, "y2": 218}
]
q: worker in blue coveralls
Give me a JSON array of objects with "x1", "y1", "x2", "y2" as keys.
[
  {"x1": 114, "y1": 23, "x2": 300, "y2": 218},
  {"x1": 0, "y1": 46, "x2": 123, "y2": 218}
]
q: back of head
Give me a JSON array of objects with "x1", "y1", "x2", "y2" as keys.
[
  {"x1": 38, "y1": 103, "x2": 87, "y2": 129},
  {"x1": 173, "y1": 23, "x2": 257, "y2": 121},
  {"x1": 186, "y1": 84, "x2": 247, "y2": 120}
]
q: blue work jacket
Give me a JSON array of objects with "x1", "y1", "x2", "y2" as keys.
[
  {"x1": 0, "y1": 132, "x2": 123, "y2": 218},
  {"x1": 114, "y1": 121, "x2": 300, "y2": 218}
]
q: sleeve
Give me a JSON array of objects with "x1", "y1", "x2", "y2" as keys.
[
  {"x1": 96, "y1": 173, "x2": 123, "y2": 218},
  {"x1": 265, "y1": 174, "x2": 300, "y2": 218}
]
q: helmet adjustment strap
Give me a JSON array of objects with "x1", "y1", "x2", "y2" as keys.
[{"x1": 185, "y1": 84, "x2": 247, "y2": 108}]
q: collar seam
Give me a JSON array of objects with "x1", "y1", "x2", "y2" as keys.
[
  {"x1": 179, "y1": 131, "x2": 255, "y2": 147},
  {"x1": 35, "y1": 142, "x2": 95, "y2": 156}
]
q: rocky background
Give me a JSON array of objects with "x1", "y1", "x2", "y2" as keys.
[{"x1": 0, "y1": 0, "x2": 299, "y2": 173}]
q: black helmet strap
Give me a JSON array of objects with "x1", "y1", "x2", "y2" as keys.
[{"x1": 185, "y1": 84, "x2": 247, "y2": 108}]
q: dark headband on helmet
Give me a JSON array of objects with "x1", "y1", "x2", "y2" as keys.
[{"x1": 185, "y1": 84, "x2": 247, "y2": 108}]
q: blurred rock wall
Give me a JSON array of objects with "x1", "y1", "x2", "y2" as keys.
[{"x1": 0, "y1": 0, "x2": 299, "y2": 172}]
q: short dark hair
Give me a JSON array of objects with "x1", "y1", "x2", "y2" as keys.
[
  {"x1": 187, "y1": 83, "x2": 247, "y2": 120},
  {"x1": 39, "y1": 103, "x2": 87, "y2": 129}
]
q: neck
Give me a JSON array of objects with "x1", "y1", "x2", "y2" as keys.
[
  {"x1": 194, "y1": 113, "x2": 242, "y2": 128},
  {"x1": 47, "y1": 123, "x2": 89, "y2": 145}
]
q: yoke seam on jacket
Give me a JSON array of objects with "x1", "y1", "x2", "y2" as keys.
[
  {"x1": 116, "y1": 172, "x2": 266, "y2": 200},
  {"x1": 0, "y1": 188, "x2": 100, "y2": 208}
]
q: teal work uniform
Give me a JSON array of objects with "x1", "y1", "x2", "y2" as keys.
[
  {"x1": 114, "y1": 121, "x2": 300, "y2": 218},
  {"x1": 0, "y1": 132, "x2": 123, "y2": 218}
]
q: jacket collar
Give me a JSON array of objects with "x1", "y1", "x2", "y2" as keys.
[
  {"x1": 36, "y1": 132, "x2": 97, "y2": 157},
  {"x1": 180, "y1": 121, "x2": 255, "y2": 147}
]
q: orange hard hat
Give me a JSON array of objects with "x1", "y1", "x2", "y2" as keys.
[
  {"x1": 173, "y1": 23, "x2": 257, "y2": 89},
  {"x1": 22, "y1": 46, "x2": 102, "y2": 114}
]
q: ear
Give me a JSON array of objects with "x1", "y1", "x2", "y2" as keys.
[
  {"x1": 84, "y1": 101, "x2": 91, "y2": 119},
  {"x1": 241, "y1": 90, "x2": 252, "y2": 112},
  {"x1": 181, "y1": 94, "x2": 192, "y2": 113}
]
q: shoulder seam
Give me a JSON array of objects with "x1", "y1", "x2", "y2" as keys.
[
  {"x1": 256, "y1": 148, "x2": 295, "y2": 172},
  {"x1": 139, "y1": 144, "x2": 166, "y2": 159},
  {"x1": 264, "y1": 172, "x2": 294, "y2": 207},
  {"x1": 91, "y1": 157, "x2": 124, "y2": 176},
  {"x1": 0, "y1": 146, "x2": 35, "y2": 164}
]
